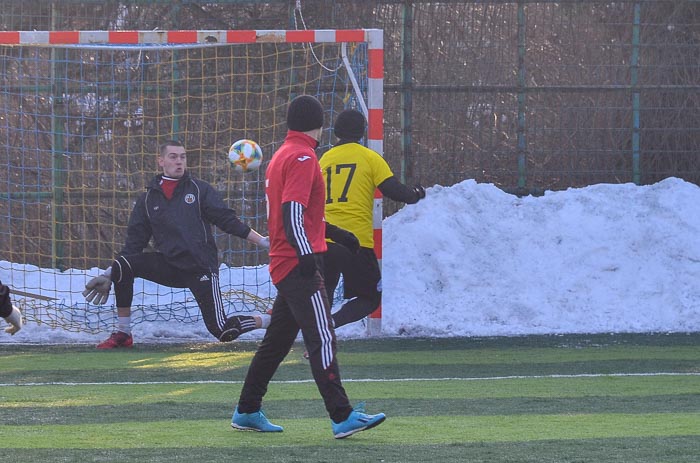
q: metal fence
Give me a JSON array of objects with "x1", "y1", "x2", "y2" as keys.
[{"x1": 1, "y1": 0, "x2": 698, "y2": 202}]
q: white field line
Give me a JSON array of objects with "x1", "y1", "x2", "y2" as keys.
[{"x1": 2, "y1": 372, "x2": 699, "y2": 387}]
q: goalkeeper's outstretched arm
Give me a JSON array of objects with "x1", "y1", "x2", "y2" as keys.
[{"x1": 0, "y1": 282, "x2": 23, "y2": 335}]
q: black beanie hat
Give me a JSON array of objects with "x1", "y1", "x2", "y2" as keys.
[
  {"x1": 333, "y1": 109, "x2": 366, "y2": 141},
  {"x1": 286, "y1": 95, "x2": 324, "y2": 132}
]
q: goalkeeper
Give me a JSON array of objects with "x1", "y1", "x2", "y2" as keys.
[
  {"x1": 319, "y1": 109, "x2": 426, "y2": 329},
  {"x1": 83, "y1": 140, "x2": 270, "y2": 349},
  {"x1": 1, "y1": 281, "x2": 23, "y2": 335}
]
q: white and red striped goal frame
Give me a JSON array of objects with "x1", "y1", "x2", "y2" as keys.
[{"x1": 0, "y1": 29, "x2": 386, "y2": 335}]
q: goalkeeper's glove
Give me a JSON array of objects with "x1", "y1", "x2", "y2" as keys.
[
  {"x1": 326, "y1": 224, "x2": 360, "y2": 254},
  {"x1": 4, "y1": 305, "x2": 22, "y2": 335},
  {"x1": 82, "y1": 267, "x2": 112, "y2": 305},
  {"x1": 412, "y1": 184, "x2": 426, "y2": 202}
]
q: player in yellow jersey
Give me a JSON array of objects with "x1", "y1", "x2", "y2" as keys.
[{"x1": 319, "y1": 109, "x2": 426, "y2": 329}]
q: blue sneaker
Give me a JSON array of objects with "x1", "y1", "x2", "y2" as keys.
[
  {"x1": 231, "y1": 406, "x2": 283, "y2": 432},
  {"x1": 331, "y1": 403, "x2": 386, "y2": 439}
]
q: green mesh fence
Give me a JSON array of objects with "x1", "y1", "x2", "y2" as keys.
[{"x1": 1, "y1": 0, "x2": 699, "y2": 335}]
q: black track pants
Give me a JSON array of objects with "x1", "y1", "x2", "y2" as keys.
[
  {"x1": 237, "y1": 266, "x2": 352, "y2": 423},
  {"x1": 112, "y1": 252, "x2": 234, "y2": 340}
]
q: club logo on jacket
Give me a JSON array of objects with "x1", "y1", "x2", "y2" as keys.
[{"x1": 184, "y1": 194, "x2": 196, "y2": 204}]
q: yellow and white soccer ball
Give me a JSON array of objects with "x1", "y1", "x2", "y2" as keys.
[{"x1": 228, "y1": 139, "x2": 263, "y2": 173}]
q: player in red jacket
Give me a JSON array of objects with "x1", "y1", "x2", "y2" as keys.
[{"x1": 231, "y1": 95, "x2": 385, "y2": 439}]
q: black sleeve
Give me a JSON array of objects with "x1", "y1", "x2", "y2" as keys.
[
  {"x1": 200, "y1": 181, "x2": 251, "y2": 239},
  {"x1": 325, "y1": 223, "x2": 343, "y2": 240},
  {"x1": 120, "y1": 192, "x2": 153, "y2": 255},
  {"x1": 282, "y1": 201, "x2": 313, "y2": 256},
  {"x1": 378, "y1": 176, "x2": 420, "y2": 204}
]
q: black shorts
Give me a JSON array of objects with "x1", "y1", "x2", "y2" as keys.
[{"x1": 324, "y1": 243, "x2": 381, "y2": 301}]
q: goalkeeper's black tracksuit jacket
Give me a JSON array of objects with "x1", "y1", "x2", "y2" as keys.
[
  {"x1": 111, "y1": 170, "x2": 251, "y2": 340},
  {"x1": 120, "y1": 170, "x2": 251, "y2": 272}
]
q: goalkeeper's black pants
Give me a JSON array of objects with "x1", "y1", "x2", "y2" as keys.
[
  {"x1": 236, "y1": 264, "x2": 353, "y2": 424},
  {"x1": 112, "y1": 252, "x2": 238, "y2": 341}
]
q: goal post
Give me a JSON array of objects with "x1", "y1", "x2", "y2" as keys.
[{"x1": 0, "y1": 29, "x2": 384, "y2": 336}]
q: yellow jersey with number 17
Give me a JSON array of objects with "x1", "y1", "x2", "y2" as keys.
[{"x1": 319, "y1": 142, "x2": 394, "y2": 249}]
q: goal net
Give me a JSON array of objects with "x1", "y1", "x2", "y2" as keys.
[{"x1": 0, "y1": 29, "x2": 383, "y2": 336}]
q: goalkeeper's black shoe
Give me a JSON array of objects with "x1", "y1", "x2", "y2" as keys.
[{"x1": 219, "y1": 315, "x2": 257, "y2": 342}]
